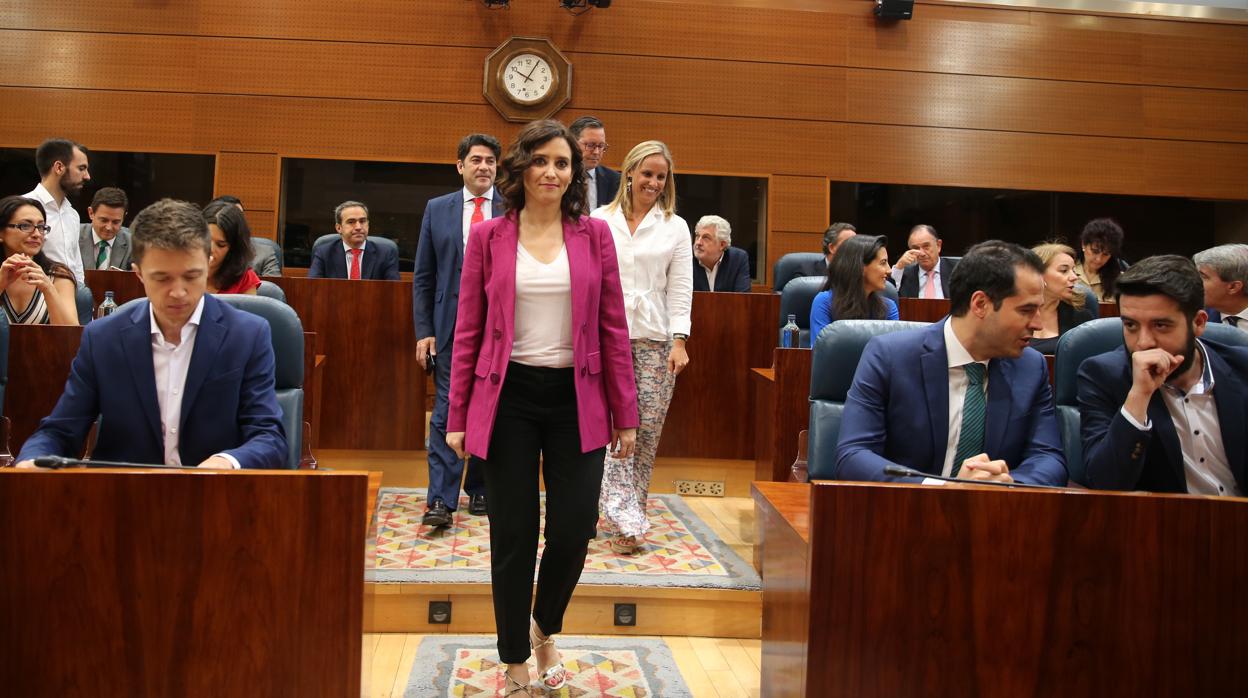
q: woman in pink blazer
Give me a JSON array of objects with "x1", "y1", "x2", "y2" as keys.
[{"x1": 446, "y1": 119, "x2": 638, "y2": 696}]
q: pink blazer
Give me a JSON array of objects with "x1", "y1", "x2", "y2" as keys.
[{"x1": 447, "y1": 211, "x2": 639, "y2": 459}]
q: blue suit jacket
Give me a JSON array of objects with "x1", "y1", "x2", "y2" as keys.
[
  {"x1": 1078, "y1": 341, "x2": 1248, "y2": 493},
  {"x1": 835, "y1": 320, "x2": 1067, "y2": 485},
  {"x1": 17, "y1": 295, "x2": 287, "y2": 469},
  {"x1": 307, "y1": 238, "x2": 400, "y2": 280},
  {"x1": 412, "y1": 189, "x2": 506, "y2": 354},
  {"x1": 593, "y1": 166, "x2": 621, "y2": 208},
  {"x1": 692, "y1": 246, "x2": 752, "y2": 293}
]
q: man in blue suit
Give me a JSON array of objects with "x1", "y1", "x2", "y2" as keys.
[
  {"x1": 835, "y1": 241, "x2": 1067, "y2": 486},
  {"x1": 17, "y1": 198, "x2": 287, "y2": 469},
  {"x1": 412, "y1": 133, "x2": 503, "y2": 525},
  {"x1": 307, "y1": 200, "x2": 400, "y2": 280},
  {"x1": 692, "y1": 215, "x2": 752, "y2": 293},
  {"x1": 1194, "y1": 243, "x2": 1248, "y2": 334},
  {"x1": 570, "y1": 116, "x2": 620, "y2": 211},
  {"x1": 1078, "y1": 255, "x2": 1248, "y2": 494}
]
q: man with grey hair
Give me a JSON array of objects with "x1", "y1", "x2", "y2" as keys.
[
  {"x1": 308, "y1": 200, "x2": 399, "y2": 280},
  {"x1": 17, "y1": 198, "x2": 288, "y2": 469},
  {"x1": 692, "y1": 214, "x2": 751, "y2": 292},
  {"x1": 1195, "y1": 243, "x2": 1248, "y2": 332}
]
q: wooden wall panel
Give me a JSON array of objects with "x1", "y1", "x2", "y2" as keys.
[
  {"x1": 214, "y1": 152, "x2": 279, "y2": 211},
  {"x1": 6, "y1": 2, "x2": 1245, "y2": 90},
  {"x1": 5, "y1": 30, "x2": 1246, "y2": 144},
  {"x1": 770, "y1": 177, "x2": 829, "y2": 232}
]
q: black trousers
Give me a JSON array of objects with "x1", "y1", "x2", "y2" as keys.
[{"x1": 472, "y1": 362, "x2": 605, "y2": 664}]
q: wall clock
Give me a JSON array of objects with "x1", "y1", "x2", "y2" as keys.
[{"x1": 483, "y1": 37, "x2": 572, "y2": 122}]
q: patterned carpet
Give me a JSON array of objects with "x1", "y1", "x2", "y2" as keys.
[
  {"x1": 366, "y1": 488, "x2": 760, "y2": 590},
  {"x1": 404, "y1": 636, "x2": 691, "y2": 697}
]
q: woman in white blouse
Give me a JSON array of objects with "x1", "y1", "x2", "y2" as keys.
[{"x1": 591, "y1": 140, "x2": 693, "y2": 555}]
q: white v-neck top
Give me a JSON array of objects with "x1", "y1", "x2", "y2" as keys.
[{"x1": 511, "y1": 244, "x2": 573, "y2": 368}]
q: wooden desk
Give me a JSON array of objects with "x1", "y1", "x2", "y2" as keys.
[
  {"x1": 895, "y1": 297, "x2": 950, "y2": 322},
  {"x1": 756, "y1": 480, "x2": 1248, "y2": 697},
  {"x1": 659, "y1": 291, "x2": 779, "y2": 458},
  {"x1": 0, "y1": 468, "x2": 366, "y2": 696},
  {"x1": 752, "y1": 349, "x2": 813, "y2": 482}
]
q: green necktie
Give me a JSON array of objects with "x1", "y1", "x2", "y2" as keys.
[
  {"x1": 950, "y1": 362, "x2": 986, "y2": 476},
  {"x1": 96, "y1": 240, "x2": 109, "y2": 269}
]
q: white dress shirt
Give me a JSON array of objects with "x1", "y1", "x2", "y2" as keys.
[
  {"x1": 341, "y1": 241, "x2": 364, "y2": 277},
  {"x1": 461, "y1": 186, "x2": 494, "y2": 248},
  {"x1": 149, "y1": 297, "x2": 239, "y2": 469},
  {"x1": 891, "y1": 262, "x2": 945, "y2": 300},
  {"x1": 25, "y1": 183, "x2": 84, "y2": 285},
  {"x1": 592, "y1": 204, "x2": 693, "y2": 340},
  {"x1": 941, "y1": 319, "x2": 990, "y2": 478},
  {"x1": 91, "y1": 229, "x2": 111, "y2": 270},
  {"x1": 511, "y1": 244, "x2": 574, "y2": 368},
  {"x1": 1119, "y1": 340, "x2": 1238, "y2": 496},
  {"x1": 700, "y1": 252, "x2": 724, "y2": 292}
]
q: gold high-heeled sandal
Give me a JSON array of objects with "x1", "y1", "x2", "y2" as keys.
[
  {"x1": 504, "y1": 670, "x2": 534, "y2": 696},
  {"x1": 529, "y1": 617, "x2": 568, "y2": 691}
]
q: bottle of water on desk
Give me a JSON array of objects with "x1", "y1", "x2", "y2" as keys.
[
  {"x1": 97, "y1": 291, "x2": 117, "y2": 319},
  {"x1": 781, "y1": 314, "x2": 800, "y2": 348}
]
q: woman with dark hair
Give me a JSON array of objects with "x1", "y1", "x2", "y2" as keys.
[
  {"x1": 1074, "y1": 217, "x2": 1126, "y2": 302},
  {"x1": 445, "y1": 119, "x2": 638, "y2": 696},
  {"x1": 201, "y1": 200, "x2": 260, "y2": 294},
  {"x1": 0, "y1": 195, "x2": 77, "y2": 325},
  {"x1": 809, "y1": 234, "x2": 898, "y2": 340},
  {"x1": 1029, "y1": 242, "x2": 1095, "y2": 354}
]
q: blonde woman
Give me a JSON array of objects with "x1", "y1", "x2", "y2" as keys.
[
  {"x1": 592, "y1": 141, "x2": 693, "y2": 555},
  {"x1": 1030, "y1": 242, "x2": 1095, "y2": 355}
]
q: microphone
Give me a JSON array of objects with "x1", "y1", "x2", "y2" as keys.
[
  {"x1": 32, "y1": 456, "x2": 188, "y2": 470},
  {"x1": 883, "y1": 464, "x2": 1063, "y2": 490}
]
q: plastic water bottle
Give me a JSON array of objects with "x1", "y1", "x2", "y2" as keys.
[
  {"x1": 97, "y1": 291, "x2": 117, "y2": 319},
  {"x1": 781, "y1": 314, "x2": 800, "y2": 348}
]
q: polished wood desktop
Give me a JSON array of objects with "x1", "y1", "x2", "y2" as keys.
[
  {"x1": 0, "y1": 468, "x2": 367, "y2": 696},
  {"x1": 754, "y1": 480, "x2": 1248, "y2": 697}
]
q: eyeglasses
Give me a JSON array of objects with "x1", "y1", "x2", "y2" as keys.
[
  {"x1": 579, "y1": 142, "x2": 609, "y2": 153},
  {"x1": 6, "y1": 222, "x2": 52, "y2": 234}
]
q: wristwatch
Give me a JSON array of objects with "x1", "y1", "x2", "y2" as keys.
[{"x1": 673, "y1": 333, "x2": 689, "y2": 341}]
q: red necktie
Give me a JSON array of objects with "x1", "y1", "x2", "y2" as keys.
[
  {"x1": 471, "y1": 197, "x2": 486, "y2": 226},
  {"x1": 349, "y1": 248, "x2": 362, "y2": 280}
]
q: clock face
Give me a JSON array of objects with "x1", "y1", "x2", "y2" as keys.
[{"x1": 501, "y1": 53, "x2": 555, "y2": 106}]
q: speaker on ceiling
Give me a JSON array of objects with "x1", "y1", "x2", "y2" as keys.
[{"x1": 874, "y1": 0, "x2": 914, "y2": 20}]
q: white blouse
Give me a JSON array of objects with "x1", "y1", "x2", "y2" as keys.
[
  {"x1": 511, "y1": 243, "x2": 574, "y2": 369},
  {"x1": 591, "y1": 204, "x2": 693, "y2": 341}
]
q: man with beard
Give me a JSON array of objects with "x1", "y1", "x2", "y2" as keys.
[
  {"x1": 25, "y1": 138, "x2": 91, "y2": 285},
  {"x1": 1078, "y1": 256, "x2": 1248, "y2": 494},
  {"x1": 835, "y1": 241, "x2": 1066, "y2": 486},
  {"x1": 412, "y1": 133, "x2": 503, "y2": 525}
]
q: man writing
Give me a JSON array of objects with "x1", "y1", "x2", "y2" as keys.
[
  {"x1": 18, "y1": 198, "x2": 287, "y2": 469},
  {"x1": 835, "y1": 240, "x2": 1066, "y2": 485},
  {"x1": 79, "y1": 187, "x2": 133, "y2": 271}
]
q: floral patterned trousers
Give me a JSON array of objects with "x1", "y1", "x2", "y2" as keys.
[{"x1": 599, "y1": 339, "x2": 676, "y2": 537}]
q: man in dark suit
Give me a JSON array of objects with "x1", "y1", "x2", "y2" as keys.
[
  {"x1": 570, "y1": 115, "x2": 620, "y2": 211},
  {"x1": 836, "y1": 241, "x2": 1066, "y2": 485},
  {"x1": 307, "y1": 200, "x2": 400, "y2": 280},
  {"x1": 412, "y1": 134, "x2": 503, "y2": 525},
  {"x1": 1079, "y1": 255, "x2": 1248, "y2": 494},
  {"x1": 1194, "y1": 243, "x2": 1248, "y2": 334},
  {"x1": 891, "y1": 224, "x2": 958, "y2": 299},
  {"x1": 797, "y1": 222, "x2": 857, "y2": 279},
  {"x1": 78, "y1": 186, "x2": 133, "y2": 271},
  {"x1": 692, "y1": 215, "x2": 751, "y2": 292},
  {"x1": 17, "y1": 198, "x2": 287, "y2": 470}
]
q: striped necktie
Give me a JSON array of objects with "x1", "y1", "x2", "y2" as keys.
[
  {"x1": 951, "y1": 362, "x2": 987, "y2": 476},
  {"x1": 96, "y1": 240, "x2": 109, "y2": 269}
]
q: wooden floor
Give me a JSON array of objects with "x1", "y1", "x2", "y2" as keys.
[{"x1": 362, "y1": 632, "x2": 762, "y2": 698}]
